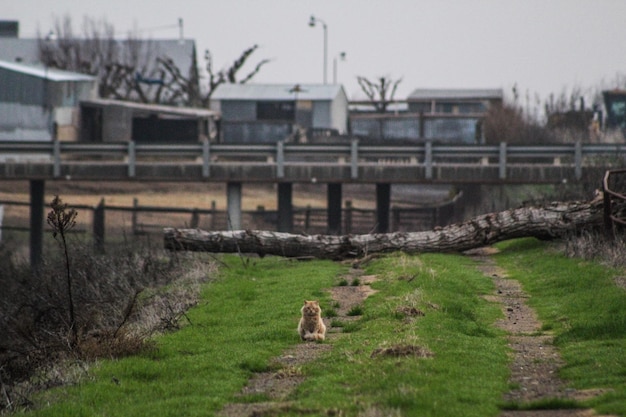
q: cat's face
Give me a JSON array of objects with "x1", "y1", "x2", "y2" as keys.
[{"x1": 301, "y1": 300, "x2": 321, "y2": 316}]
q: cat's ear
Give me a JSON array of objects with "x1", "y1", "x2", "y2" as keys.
[{"x1": 303, "y1": 300, "x2": 308, "y2": 304}]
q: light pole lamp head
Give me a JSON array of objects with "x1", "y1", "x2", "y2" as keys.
[
  {"x1": 45, "y1": 30, "x2": 56, "y2": 42},
  {"x1": 309, "y1": 15, "x2": 316, "y2": 27}
]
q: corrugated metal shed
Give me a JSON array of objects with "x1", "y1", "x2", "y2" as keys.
[
  {"x1": 408, "y1": 88, "x2": 503, "y2": 101},
  {"x1": 0, "y1": 60, "x2": 96, "y2": 106},
  {"x1": 211, "y1": 83, "x2": 349, "y2": 142},
  {"x1": 0, "y1": 60, "x2": 97, "y2": 140},
  {"x1": 0, "y1": 60, "x2": 95, "y2": 82},
  {"x1": 0, "y1": 38, "x2": 196, "y2": 74},
  {"x1": 211, "y1": 83, "x2": 346, "y2": 101}
]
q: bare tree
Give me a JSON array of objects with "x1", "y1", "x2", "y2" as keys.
[
  {"x1": 356, "y1": 75, "x2": 402, "y2": 113},
  {"x1": 38, "y1": 15, "x2": 200, "y2": 106},
  {"x1": 39, "y1": 16, "x2": 270, "y2": 107},
  {"x1": 201, "y1": 44, "x2": 271, "y2": 105}
]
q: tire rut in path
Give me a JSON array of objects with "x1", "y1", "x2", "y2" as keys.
[
  {"x1": 467, "y1": 247, "x2": 613, "y2": 417},
  {"x1": 218, "y1": 267, "x2": 376, "y2": 417}
]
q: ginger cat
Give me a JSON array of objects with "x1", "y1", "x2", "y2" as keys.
[{"x1": 297, "y1": 300, "x2": 326, "y2": 341}]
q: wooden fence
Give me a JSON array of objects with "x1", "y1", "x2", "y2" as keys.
[{"x1": 0, "y1": 196, "x2": 462, "y2": 247}]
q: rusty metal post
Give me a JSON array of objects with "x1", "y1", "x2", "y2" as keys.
[{"x1": 603, "y1": 170, "x2": 614, "y2": 239}]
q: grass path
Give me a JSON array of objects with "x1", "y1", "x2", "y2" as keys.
[
  {"x1": 469, "y1": 247, "x2": 614, "y2": 417},
  {"x1": 494, "y1": 239, "x2": 626, "y2": 416},
  {"x1": 18, "y1": 239, "x2": 626, "y2": 417}
]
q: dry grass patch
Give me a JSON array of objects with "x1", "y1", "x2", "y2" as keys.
[{"x1": 370, "y1": 344, "x2": 434, "y2": 359}]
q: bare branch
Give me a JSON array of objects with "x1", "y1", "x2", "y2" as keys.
[
  {"x1": 357, "y1": 75, "x2": 402, "y2": 113},
  {"x1": 239, "y1": 58, "x2": 272, "y2": 84}
]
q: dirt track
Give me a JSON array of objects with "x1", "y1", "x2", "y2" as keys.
[{"x1": 468, "y1": 247, "x2": 614, "y2": 417}]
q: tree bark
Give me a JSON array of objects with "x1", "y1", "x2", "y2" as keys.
[{"x1": 163, "y1": 198, "x2": 605, "y2": 260}]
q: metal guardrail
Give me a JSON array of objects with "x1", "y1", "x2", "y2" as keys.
[{"x1": 0, "y1": 140, "x2": 624, "y2": 181}]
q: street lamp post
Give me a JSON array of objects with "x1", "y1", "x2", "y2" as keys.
[
  {"x1": 333, "y1": 51, "x2": 346, "y2": 85},
  {"x1": 43, "y1": 30, "x2": 56, "y2": 139},
  {"x1": 309, "y1": 15, "x2": 328, "y2": 84}
]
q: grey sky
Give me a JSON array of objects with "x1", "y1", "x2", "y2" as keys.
[{"x1": 6, "y1": 0, "x2": 626, "y2": 109}]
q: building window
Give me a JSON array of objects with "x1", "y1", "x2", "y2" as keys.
[{"x1": 257, "y1": 101, "x2": 295, "y2": 121}]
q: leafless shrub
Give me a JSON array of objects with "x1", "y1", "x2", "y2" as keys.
[
  {"x1": 483, "y1": 102, "x2": 556, "y2": 145},
  {"x1": 0, "y1": 233, "x2": 216, "y2": 413},
  {"x1": 563, "y1": 230, "x2": 626, "y2": 269}
]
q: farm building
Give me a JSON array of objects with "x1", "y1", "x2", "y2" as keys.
[
  {"x1": 0, "y1": 60, "x2": 97, "y2": 141},
  {"x1": 406, "y1": 88, "x2": 503, "y2": 114},
  {"x1": 0, "y1": 29, "x2": 200, "y2": 107},
  {"x1": 79, "y1": 99, "x2": 219, "y2": 143},
  {"x1": 210, "y1": 83, "x2": 349, "y2": 143},
  {"x1": 350, "y1": 88, "x2": 503, "y2": 144}
]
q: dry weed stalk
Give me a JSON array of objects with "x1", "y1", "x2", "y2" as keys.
[{"x1": 46, "y1": 196, "x2": 78, "y2": 349}]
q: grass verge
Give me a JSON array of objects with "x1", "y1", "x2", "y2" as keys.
[
  {"x1": 494, "y1": 238, "x2": 626, "y2": 416},
  {"x1": 17, "y1": 240, "x2": 624, "y2": 416},
  {"x1": 18, "y1": 255, "x2": 341, "y2": 417}
]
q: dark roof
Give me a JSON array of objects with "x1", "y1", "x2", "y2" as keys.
[
  {"x1": 82, "y1": 98, "x2": 219, "y2": 118},
  {"x1": 408, "y1": 88, "x2": 503, "y2": 101}
]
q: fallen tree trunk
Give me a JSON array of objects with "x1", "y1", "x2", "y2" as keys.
[{"x1": 163, "y1": 198, "x2": 605, "y2": 260}]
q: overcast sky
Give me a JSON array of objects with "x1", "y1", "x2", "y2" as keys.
[{"x1": 6, "y1": 0, "x2": 626, "y2": 108}]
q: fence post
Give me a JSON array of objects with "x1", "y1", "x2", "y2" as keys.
[
  {"x1": 128, "y1": 141, "x2": 136, "y2": 178},
  {"x1": 351, "y1": 139, "x2": 359, "y2": 179},
  {"x1": 392, "y1": 206, "x2": 400, "y2": 231},
  {"x1": 53, "y1": 139, "x2": 61, "y2": 178},
  {"x1": 132, "y1": 197, "x2": 139, "y2": 234},
  {"x1": 276, "y1": 141, "x2": 284, "y2": 179},
  {"x1": 499, "y1": 142, "x2": 507, "y2": 180},
  {"x1": 305, "y1": 205, "x2": 311, "y2": 233},
  {"x1": 425, "y1": 141, "x2": 433, "y2": 180},
  {"x1": 93, "y1": 198, "x2": 105, "y2": 253},
  {"x1": 575, "y1": 141, "x2": 582, "y2": 180},
  {"x1": 202, "y1": 139, "x2": 211, "y2": 178},
  {"x1": 344, "y1": 200, "x2": 353, "y2": 234},
  {"x1": 210, "y1": 200, "x2": 217, "y2": 230},
  {"x1": 29, "y1": 180, "x2": 45, "y2": 271},
  {"x1": 190, "y1": 209, "x2": 199, "y2": 228}
]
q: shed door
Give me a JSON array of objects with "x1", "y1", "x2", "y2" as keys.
[
  {"x1": 295, "y1": 100, "x2": 313, "y2": 128},
  {"x1": 80, "y1": 106, "x2": 103, "y2": 142}
]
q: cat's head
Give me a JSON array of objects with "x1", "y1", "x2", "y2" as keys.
[{"x1": 301, "y1": 300, "x2": 321, "y2": 316}]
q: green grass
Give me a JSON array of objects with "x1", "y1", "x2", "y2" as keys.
[
  {"x1": 495, "y1": 238, "x2": 626, "y2": 416},
  {"x1": 16, "y1": 240, "x2": 626, "y2": 416},
  {"x1": 21, "y1": 255, "x2": 341, "y2": 417},
  {"x1": 286, "y1": 252, "x2": 510, "y2": 416}
]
